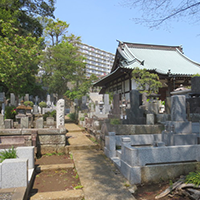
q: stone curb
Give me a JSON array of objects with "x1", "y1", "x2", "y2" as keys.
[
  {"x1": 30, "y1": 189, "x2": 84, "y2": 200},
  {"x1": 36, "y1": 163, "x2": 74, "y2": 172}
]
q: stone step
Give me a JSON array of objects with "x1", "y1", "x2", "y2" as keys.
[
  {"x1": 30, "y1": 189, "x2": 84, "y2": 200},
  {"x1": 65, "y1": 144, "x2": 99, "y2": 151},
  {"x1": 36, "y1": 163, "x2": 74, "y2": 172}
]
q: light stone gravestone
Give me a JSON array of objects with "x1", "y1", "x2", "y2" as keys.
[
  {"x1": 33, "y1": 105, "x2": 39, "y2": 114},
  {"x1": 10, "y1": 93, "x2": 16, "y2": 106},
  {"x1": 24, "y1": 94, "x2": 29, "y2": 102},
  {"x1": 38, "y1": 106, "x2": 41, "y2": 114},
  {"x1": 56, "y1": 99, "x2": 65, "y2": 128},
  {"x1": 36, "y1": 117, "x2": 43, "y2": 128},
  {"x1": 20, "y1": 117, "x2": 29, "y2": 128},
  {"x1": 5, "y1": 119, "x2": 13, "y2": 129},
  {"x1": 46, "y1": 94, "x2": 51, "y2": 107},
  {"x1": 46, "y1": 117, "x2": 54, "y2": 126}
]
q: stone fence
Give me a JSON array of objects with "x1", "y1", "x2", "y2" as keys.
[{"x1": 0, "y1": 126, "x2": 66, "y2": 155}]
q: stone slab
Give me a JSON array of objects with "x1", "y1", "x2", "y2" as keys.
[{"x1": 1, "y1": 159, "x2": 28, "y2": 189}]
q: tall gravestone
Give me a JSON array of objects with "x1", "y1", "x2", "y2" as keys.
[
  {"x1": 56, "y1": 99, "x2": 65, "y2": 128},
  {"x1": 24, "y1": 94, "x2": 29, "y2": 102},
  {"x1": 126, "y1": 90, "x2": 145, "y2": 124},
  {"x1": 10, "y1": 93, "x2": 16, "y2": 106},
  {"x1": 171, "y1": 95, "x2": 186, "y2": 121},
  {"x1": 46, "y1": 94, "x2": 51, "y2": 107}
]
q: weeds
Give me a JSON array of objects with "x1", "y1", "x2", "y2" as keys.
[
  {"x1": 185, "y1": 171, "x2": 200, "y2": 186},
  {"x1": 0, "y1": 146, "x2": 17, "y2": 162}
]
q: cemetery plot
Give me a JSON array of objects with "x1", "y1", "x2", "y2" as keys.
[
  {"x1": 35, "y1": 154, "x2": 72, "y2": 165},
  {"x1": 31, "y1": 168, "x2": 81, "y2": 193}
]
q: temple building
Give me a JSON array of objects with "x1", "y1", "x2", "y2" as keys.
[{"x1": 94, "y1": 41, "x2": 200, "y2": 101}]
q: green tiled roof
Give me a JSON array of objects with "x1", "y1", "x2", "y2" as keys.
[{"x1": 118, "y1": 44, "x2": 200, "y2": 75}]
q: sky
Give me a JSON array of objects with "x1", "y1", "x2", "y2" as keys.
[{"x1": 54, "y1": 0, "x2": 200, "y2": 63}]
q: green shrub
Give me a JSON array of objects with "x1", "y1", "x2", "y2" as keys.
[
  {"x1": 110, "y1": 118, "x2": 121, "y2": 125},
  {"x1": 50, "y1": 110, "x2": 56, "y2": 120},
  {"x1": 24, "y1": 101, "x2": 34, "y2": 107},
  {"x1": 4, "y1": 106, "x2": 16, "y2": 120},
  {"x1": 80, "y1": 117, "x2": 85, "y2": 121},
  {"x1": 185, "y1": 171, "x2": 200, "y2": 186},
  {"x1": 39, "y1": 101, "x2": 47, "y2": 108},
  {"x1": 43, "y1": 110, "x2": 56, "y2": 121},
  {"x1": 68, "y1": 112, "x2": 76, "y2": 121},
  {"x1": 0, "y1": 146, "x2": 17, "y2": 163}
]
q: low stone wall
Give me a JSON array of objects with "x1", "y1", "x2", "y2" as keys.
[{"x1": 0, "y1": 126, "x2": 66, "y2": 155}]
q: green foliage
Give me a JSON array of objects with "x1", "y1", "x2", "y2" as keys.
[
  {"x1": 68, "y1": 112, "x2": 76, "y2": 121},
  {"x1": 132, "y1": 67, "x2": 162, "y2": 95},
  {"x1": 43, "y1": 110, "x2": 56, "y2": 121},
  {"x1": 185, "y1": 171, "x2": 200, "y2": 186},
  {"x1": 192, "y1": 73, "x2": 200, "y2": 77},
  {"x1": 5, "y1": 106, "x2": 16, "y2": 120},
  {"x1": 0, "y1": 20, "x2": 42, "y2": 98},
  {"x1": 65, "y1": 74, "x2": 98, "y2": 101},
  {"x1": 39, "y1": 101, "x2": 47, "y2": 108},
  {"x1": 74, "y1": 185, "x2": 83, "y2": 189},
  {"x1": 0, "y1": 146, "x2": 17, "y2": 163},
  {"x1": 0, "y1": 0, "x2": 55, "y2": 38},
  {"x1": 110, "y1": 118, "x2": 121, "y2": 125},
  {"x1": 24, "y1": 101, "x2": 34, "y2": 107},
  {"x1": 79, "y1": 117, "x2": 85, "y2": 121}
]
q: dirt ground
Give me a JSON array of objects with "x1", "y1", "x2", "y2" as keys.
[
  {"x1": 134, "y1": 182, "x2": 191, "y2": 200},
  {"x1": 29, "y1": 154, "x2": 82, "y2": 197}
]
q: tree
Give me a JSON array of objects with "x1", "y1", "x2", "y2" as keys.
[
  {"x1": 40, "y1": 40, "x2": 86, "y2": 98},
  {"x1": 0, "y1": 21, "x2": 42, "y2": 101},
  {"x1": 0, "y1": 0, "x2": 55, "y2": 37},
  {"x1": 40, "y1": 18, "x2": 86, "y2": 98},
  {"x1": 122, "y1": 0, "x2": 200, "y2": 28},
  {"x1": 132, "y1": 67, "x2": 162, "y2": 94},
  {"x1": 65, "y1": 74, "x2": 99, "y2": 101}
]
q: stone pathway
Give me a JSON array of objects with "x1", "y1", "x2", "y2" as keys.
[{"x1": 65, "y1": 122, "x2": 136, "y2": 200}]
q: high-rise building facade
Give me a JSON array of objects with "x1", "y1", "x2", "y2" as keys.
[{"x1": 79, "y1": 43, "x2": 115, "y2": 77}]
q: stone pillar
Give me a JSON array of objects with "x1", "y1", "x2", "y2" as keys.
[{"x1": 56, "y1": 99, "x2": 65, "y2": 128}]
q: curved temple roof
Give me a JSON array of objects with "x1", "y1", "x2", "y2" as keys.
[{"x1": 117, "y1": 42, "x2": 200, "y2": 75}]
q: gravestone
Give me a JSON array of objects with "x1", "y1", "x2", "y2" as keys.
[
  {"x1": 5, "y1": 119, "x2": 13, "y2": 129},
  {"x1": 33, "y1": 105, "x2": 39, "y2": 114},
  {"x1": 171, "y1": 95, "x2": 186, "y2": 121},
  {"x1": 46, "y1": 94, "x2": 51, "y2": 107},
  {"x1": 36, "y1": 117, "x2": 43, "y2": 128},
  {"x1": 126, "y1": 90, "x2": 145, "y2": 124},
  {"x1": 56, "y1": 99, "x2": 65, "y2": 128},
  {"x1": 24, "y1": 94, "x2": 29, "y2": 102},
  {"x1": 46, "y1": 117, "x2": 54, "y2": 126},
  {"x1": 38, "y1": 106, "x2": 41, "y2": 114},
  {"x1": 10, "y1": 93, "x2": 16, "y2": 106},
  {"x1": 20, "y1": 117, "x2": 29, "y2": 128}
]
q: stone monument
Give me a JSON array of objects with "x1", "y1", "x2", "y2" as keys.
[{"x1": 56, "y1": 99, "x2": 65, "y2": 128}]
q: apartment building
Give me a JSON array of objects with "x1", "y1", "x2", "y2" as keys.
[{"x1": 79, "y1": 43, "x2": 115, "y2": 77}]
